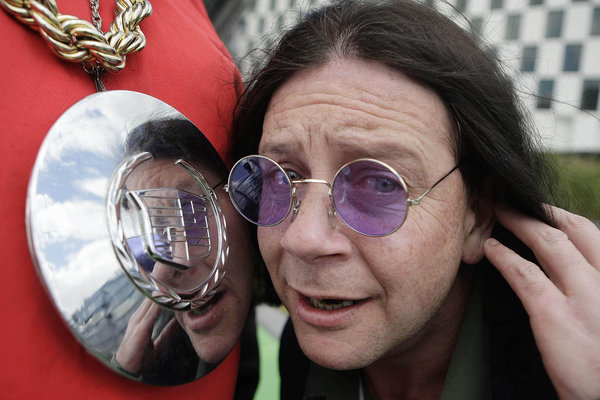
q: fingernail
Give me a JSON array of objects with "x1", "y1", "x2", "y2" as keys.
[{"x1": 485, "y1": 238, "x2": 500, "y2": 246}]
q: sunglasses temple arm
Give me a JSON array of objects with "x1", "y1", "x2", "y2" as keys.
[{"x1": 407, "y1": 164, "x2": 461, "y2": 206}]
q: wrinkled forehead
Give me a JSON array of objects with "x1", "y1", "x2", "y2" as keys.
[{"x1": 261, "y1": 58, "x2": 458, "y2": 162}]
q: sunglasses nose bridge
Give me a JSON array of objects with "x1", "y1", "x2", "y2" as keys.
[{"x1": 290, "y1": 179, "x2": 336, "y2": 228}]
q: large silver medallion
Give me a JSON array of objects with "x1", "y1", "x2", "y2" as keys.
[{"x1": 26, "y1": 90, "x2": 241, "y2": 385}]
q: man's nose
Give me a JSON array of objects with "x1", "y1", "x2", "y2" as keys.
[
  {"x1": 280, "y1": 183, "x2": 351, "y2": 264},
  {"x1": 152, "y1": 261, "x2": 183, "y2": 283}
]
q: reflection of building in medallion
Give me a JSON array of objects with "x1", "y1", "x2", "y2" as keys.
[{"x1": 71, "y1": 274, "x2": 143, "y2": 357}]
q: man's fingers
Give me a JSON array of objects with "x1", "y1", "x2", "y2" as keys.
[
  {"x1": 549, "y1": 205, "x2": 600, "y2": 269},
  {"x1": 483, "y1": 237, "x2": 561, "y2": 315},
  {"x1": 494, "y1": 206, "x2": 592, "y2": 293},
  {"x1": 486, "y1": 206, "x2": 600, "y2": 400},
  {"x1": 155, "y1": 317, "x2": 178, "y2": 352},
  {"x1": 128, "y1": 298, "x2": 162, "y2": 335}
]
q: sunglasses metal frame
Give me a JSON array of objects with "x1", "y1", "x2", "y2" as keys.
[{"x1": 225, "y1": 155, "x2": 460, "y2": 237}]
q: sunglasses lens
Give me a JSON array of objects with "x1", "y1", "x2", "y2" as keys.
[
  {"x1": 228, "y1": 156, "x2": 292, "y2": 226},
  {"x1": 332, "y1": 160, "x2": 408, "y2": 236}
]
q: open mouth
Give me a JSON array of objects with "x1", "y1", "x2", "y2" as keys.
[
  {"x1": 296, "y1": 292, "x2": 369, "y2": 328},
  {"x1": 309, "y1": 298, "x2": 358, "y2": 311},
  {"x1": 191, "y1": 291, "x2": 224, "y2": 316}
]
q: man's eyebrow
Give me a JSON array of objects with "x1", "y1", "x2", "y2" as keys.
[
  {"x1": 258, "y1": 142, "x2": 299, "y2": 156},
  {"x1": 335, "y1": 141, "x2": 422, "y2": 163},
  {"x1": 260, "y1": 139, "x2": 424, "y2": 166}
]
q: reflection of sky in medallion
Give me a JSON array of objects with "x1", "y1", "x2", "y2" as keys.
[{"x1": 29, "y1": 91, "x2": 181, "y2": 315}]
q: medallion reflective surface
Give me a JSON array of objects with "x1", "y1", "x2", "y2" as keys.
[{"x1": 26, "y1": 90, "x2": 254, "y2": 385}]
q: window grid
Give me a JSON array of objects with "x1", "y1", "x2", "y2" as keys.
[
  {"x1": 506, "y1": 14, "x2": 521, "y2": 40},
  {"x1": 546, "y1": 10, "x2": 564, "y2": 38},
  {"x1": 592, "y1": 7, "x2": 600, "y2": 36},
  {"x1": 563, "y1": 44, "x2": 583, "y2": 72},
  {"x1": 456, "y1": 0, "x2": 467, "y2": 12},
  {"x1": 471, "y1": 17, "x2": 483, "y2": 38},
  {"x1": 521, "y1": 45, "x2": 537, "y2": 72},
  {"x1": 537, "y1": 79, "x2": 554, "y2": 109},
  {"x1": 581, "y1": 80, "x2": 600, "y2": 111}
]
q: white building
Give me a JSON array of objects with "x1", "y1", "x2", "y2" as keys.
[
  {"x1": 224, "y1": 0, "x2": 600, "y2": 153},
  {"x1": 223, "y1": 0, "x2": 329, "y2": 76},
  {"x1": 451, "y1": 0, "x2": 600, "y2": 153}
]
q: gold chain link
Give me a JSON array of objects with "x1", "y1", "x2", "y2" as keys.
[{"x1": 0, "y1": 0, "x2": 152, "y2": 72}]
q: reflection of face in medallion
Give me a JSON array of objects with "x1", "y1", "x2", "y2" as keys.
[{"x1": 126, "y1": 159, "x2": 254, "y2": 365}]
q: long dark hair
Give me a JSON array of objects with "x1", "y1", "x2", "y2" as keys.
[
  {"x1": 232, "y1": 0, "x2": 564, "y2": 317},
  {"x1": 232, "y1": 3, "x2": 563, "y2": 394},
  {"x1": 233, "y1": 0, "x2": 558, "y2": 226},
  {"x1": 232, "y1": 2, "x2": 561, "y2": 394}
]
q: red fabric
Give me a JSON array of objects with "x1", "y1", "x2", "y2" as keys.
[{"x1": 0, "y1": 1, "x2": 242, "y2": 398}]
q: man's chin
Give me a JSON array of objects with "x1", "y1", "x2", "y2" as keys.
[
  {"x1": 295, "y1": 330, "x2": 374, "y2": 371},
  {"x1": 191, "y1": 338, "x2": 235, "y2": 365}
]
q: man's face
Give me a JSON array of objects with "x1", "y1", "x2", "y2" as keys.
[{"x1": 257, "y1": 58, "x2": 481, "y2": 370}]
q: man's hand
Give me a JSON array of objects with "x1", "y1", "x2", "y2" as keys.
[
  {"x1": 484, "y1": 205, "x2": 600, "y2": 400},
  {"x1": 115, "y1": 298, "x2": 177, "y2": 375}
]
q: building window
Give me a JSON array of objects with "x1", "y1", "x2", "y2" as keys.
[
  {"x1": 546, "y1": 10, "x2": 564, "y2": 38},
  {"x1": 471, "y1": 17, "x2": 483, "y2": 38},
  {"x1": 258, "y1": 17, "x2": 265, "y2": 34},
  {"x1": 537, "y1": 79, "x2": 554, "y2": 109},
  {"x1": 487, "y1": 46, "x2": 499, "y2": 61},
  {"x1": 592, "y1": 7, "x2": 600, "y2": 36},
  {"x1": 563, "y1": 44, "x2": 582, "y2": 72},
  {"x1": 491, "y1": 0, "x2": 503, "y2": 10},
  {"x1": 456, "y1": 0, "x2": 467, "y2": 12},
  {"x1": 505, "y1": 14, "x2": 521, "y2": 40},
  {"x1": 581, "y1": 80, "x2": 600, "y2": 111},
  {"x1": 521, "y1": 45, "x2": 537, "y2": 72}
]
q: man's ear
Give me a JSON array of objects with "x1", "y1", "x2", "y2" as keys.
[{"x1": 462, "y1": 180, "x2": 495, "y2": 265}]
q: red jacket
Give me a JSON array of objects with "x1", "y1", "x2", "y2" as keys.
[{"x1": 0, "y1": 1, "x2": 243, "y2": 398}]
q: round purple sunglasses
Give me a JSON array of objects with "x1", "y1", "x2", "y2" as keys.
[{"x1": 225, "y1": 155, "x2": 459, "y2": 237}]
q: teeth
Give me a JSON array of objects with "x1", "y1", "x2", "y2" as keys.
[{"x1": 309, "y1": 298, "x2": 356, "y2": 311}]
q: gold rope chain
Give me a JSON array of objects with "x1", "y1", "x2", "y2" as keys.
[{"x1": 0, "y1": 0, "x2": 152, "y2": 72}]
